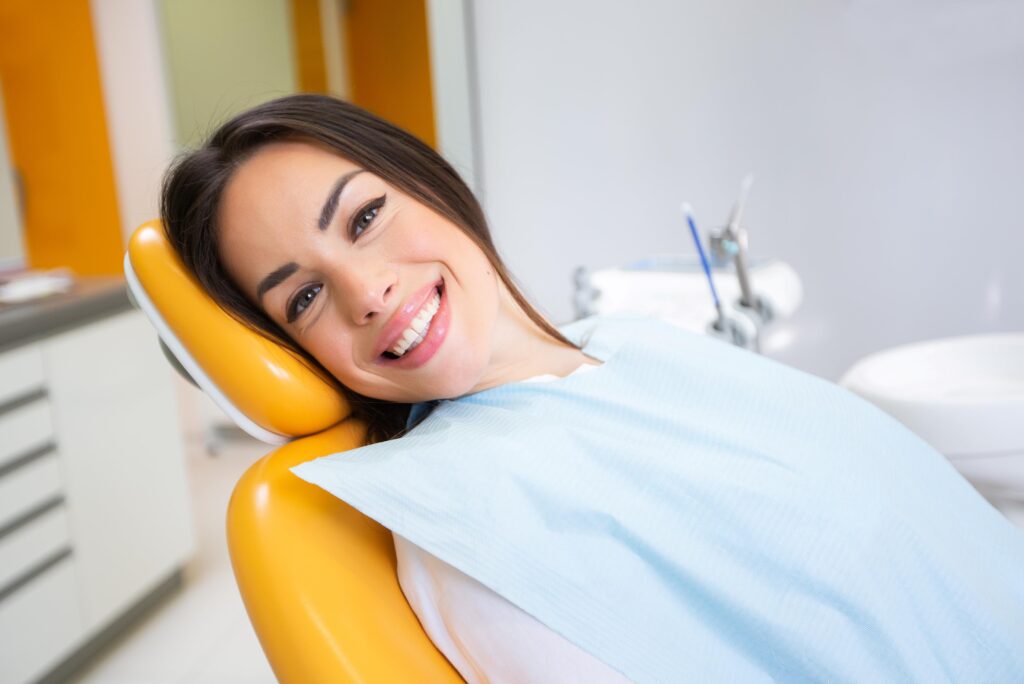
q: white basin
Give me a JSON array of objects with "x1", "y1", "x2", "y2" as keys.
[
  {"x1": 840, "y1": 334, "x2": 1024, "y2": 459},
  {"x1": 582, "y1": 258, "x2": 802, "y2": 352}
]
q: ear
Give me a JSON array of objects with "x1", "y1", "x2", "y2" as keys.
[{"x1": 125, "y1": 220, "x2": 349, "y2": 444}]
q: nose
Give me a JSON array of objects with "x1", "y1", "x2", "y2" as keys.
[{"x1": 335, "y1": 262, "x2": 397, "y2": 325}]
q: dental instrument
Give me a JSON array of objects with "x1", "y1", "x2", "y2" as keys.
[
  {"x1": 712, "y1": 175, "x2": 754, "y2": 308},
  {"x1": 730, "y1": 175, "x2": 756, "y2": 309},
  {"x1": 681, "y1": 203, "x2": 725, "y2": 331},
  {"x1": 681, "y1": 203, "x2": 755, "y2": 349},
  {"x1": 709, "y1": 175, "x2": 773, "y2": 328}
]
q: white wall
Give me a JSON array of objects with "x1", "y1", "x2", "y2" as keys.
[
  {"x1": 90, "y1": 0, "x2": 177, "y2": 241},
  {"x1": 470, "y1": 0, "x2": 1024, "y2": 380},
  {"x1": 427, "y1": 0, "x2": 481, "y2": 191},
  {"x1": 0, "y1": 79, "x2": 25, "y2": 269}
]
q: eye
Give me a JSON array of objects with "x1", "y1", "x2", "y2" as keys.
[
  {"x1": 350, "y1": 195, "x2": 386, "y2": 238},
  {"x1": 286, "y1": 283, "x2": 322, "y2": 323}
]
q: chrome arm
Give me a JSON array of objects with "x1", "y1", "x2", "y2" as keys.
[{"x1": 709, "y1": 175, "x2": 772, "y2": 326}]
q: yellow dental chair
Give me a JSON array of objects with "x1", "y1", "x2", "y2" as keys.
[{"x1": 125, "y1": 221, "x2": 463, "y2": 683}]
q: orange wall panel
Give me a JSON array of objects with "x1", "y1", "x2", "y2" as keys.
[
  {"x1": 291, "y1": 0, "x2": 328, "y2": 93},
  {"x1": 345, "y1": 0, "x2": 436, "y2": 148},
  {"x1": 0, "y1": 0, "x2": 123, "y2": 275}
]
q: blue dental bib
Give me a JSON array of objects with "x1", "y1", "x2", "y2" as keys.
[{"x1": 293, "y1": 315, "x2": 1024, "y2": 682}]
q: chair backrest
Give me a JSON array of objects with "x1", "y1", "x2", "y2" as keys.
[
  {"x1": 124, "y1": 220, "x2": 348, "y2": 444},
  {"x1": 125, "y1": 221, "x2": 463, "y2": 683}
]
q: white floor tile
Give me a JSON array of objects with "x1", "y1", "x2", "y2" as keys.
[{"x1": 184, "y1": 613, "x2": 277, "y2": 683}]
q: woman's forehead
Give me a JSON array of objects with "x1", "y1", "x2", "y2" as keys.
[
  {"x1": 221, "y1": 143, "x2": 363, "y2": 232},
  {"x1": 233, "y1": 140, "x2": 360, "y2": 192},
  {"x1": 216, "y1": 145, "x2": 333, "y2": 274}
]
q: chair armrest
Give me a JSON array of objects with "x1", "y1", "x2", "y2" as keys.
[{"x1": 227, "y1": 419, "x2": 464, "y2": 683}]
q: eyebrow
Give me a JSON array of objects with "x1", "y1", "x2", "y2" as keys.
[
  {"x1": 319, "y1": 169, "x2": 364, "y2": 231},
  {"x1": 256, "y1": 262, "x2": 299, "y2": 301}
]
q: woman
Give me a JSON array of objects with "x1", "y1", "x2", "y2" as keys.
[{"x1": 162, "y1": 94, "x2": 1024, "y2": 683}]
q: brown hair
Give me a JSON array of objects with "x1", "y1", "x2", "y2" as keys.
[{"x1": 161, "y1": 94, "x2": 575, "y2": 443}]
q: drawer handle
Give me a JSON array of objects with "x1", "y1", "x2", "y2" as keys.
[
  {"x1": 0, "y1": 442, "x2": 58, "y2": 480},
  {"x1": 0, "y1": 494, "x2": 64, "y2": 541},
  {"x1": 0, "y1": 546, "x2": 72, "y2": 604},
  {"x1": 0, "y1": 387, "x2": 47, "y2": 417}
]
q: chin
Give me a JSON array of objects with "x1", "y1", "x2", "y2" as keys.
[
  {"x1": 429, "y1": 349, "x2": 490, "y2": 400},
  {"x1": 361, "y1": 365, "x2": 482, "y2": 404},
  {"x1": 432, "y1": 369, "x2": 485, "y2": 400}
]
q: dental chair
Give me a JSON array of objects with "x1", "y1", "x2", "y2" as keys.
[{"x1": 125, "y1": 221, "x2": 464, "y2": 683}]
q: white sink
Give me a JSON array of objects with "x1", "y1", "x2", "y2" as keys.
[
  {"x1": 840, "y1": 334, "x2": 1024, "y2": 459},
  {"x1": 581, "y1": 258, "x2": 802, "y2": 353}
]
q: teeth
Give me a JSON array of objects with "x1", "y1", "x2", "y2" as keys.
[{"x1": 389, "y1": 289, "x2": 441, "y2": 357}]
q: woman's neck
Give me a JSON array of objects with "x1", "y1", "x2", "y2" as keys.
[{"x1": 467, "y1": 286, "x2": 600, "y2": 395}]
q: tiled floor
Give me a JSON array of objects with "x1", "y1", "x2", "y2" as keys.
[{"x1": 70, "y1": 411, "x2": 275, "y2": 684}]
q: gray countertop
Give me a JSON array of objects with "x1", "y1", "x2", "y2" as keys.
[{"x1": 0, "y1": 277, "x2": 132, "y2": 352}]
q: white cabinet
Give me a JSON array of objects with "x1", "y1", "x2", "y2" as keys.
[
  {"x1": 0, "y1": 308, "x2": 194, "y2": 683},
  {"x1": 0, "y1": 559, "x2": 82, "y2": 684},
  {"x1": 43, "y1": 310, "x2": 194, "y2": 633}
]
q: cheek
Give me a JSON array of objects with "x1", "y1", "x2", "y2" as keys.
[
  {"x1": 304, "y1": 330, "x2": 358, "y2": 384},
  {"x1": 390, "y1": 207, "x2": 480, "y2": 266},
  {"x1": 306, "y1": 332, "x2": 399, "y2": 399},
  {"x1": 393, "y1": 219, "x2": 445, "y2": 261}
]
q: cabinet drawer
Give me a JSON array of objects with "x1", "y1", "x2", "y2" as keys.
[
  {"x1": 0, "y1": 450, "x2": 63, "y2": 530},
  {"x1": 0, "y1": 557, "x2": 83, "y2": 684},
  {"x1": 0, "y1": 400, "x2": 55, "y2": 471},
  {"x1": 0, "y1": 504, "x2": 71, "y2": 590},
  {"x1": 0, "y1": 345, "x2": 45, "y2": 406}
]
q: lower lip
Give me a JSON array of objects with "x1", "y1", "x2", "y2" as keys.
[{"x1": 387, "y1": 282, "x2": 450, "y2": 369}]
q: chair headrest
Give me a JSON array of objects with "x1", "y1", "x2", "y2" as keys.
[{"x1": 124, "y1": 220, "x2": 349, "y2": 444}]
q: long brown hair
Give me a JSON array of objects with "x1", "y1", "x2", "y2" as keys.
[{"x1": 161, "y1": 94, "x2": 575, "y2": 443}]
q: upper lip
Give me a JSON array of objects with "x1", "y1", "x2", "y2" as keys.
[{"x1": 375, "y1": 279, "x2": 442, "y2": 357}]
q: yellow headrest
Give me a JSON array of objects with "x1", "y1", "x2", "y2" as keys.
[{"x1": 125, "y1": 220, "x2": 349, "y2": 443}]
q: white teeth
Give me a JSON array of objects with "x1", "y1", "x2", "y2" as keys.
[{"x1": 389, "y1": 289, "x2": 441, "y2": 357}]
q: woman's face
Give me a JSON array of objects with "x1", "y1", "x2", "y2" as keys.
[{"x1": 217, "y1": 140, "x2": 504, "y2": 403}]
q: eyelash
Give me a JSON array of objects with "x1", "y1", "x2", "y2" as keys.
[
  {"x1": 287, "y1": 283, "x2": 322, "y2": 323},
  {"x1": 350, "y1": 194, "x2": 386, "y2": 239},
  {"x1": 285, "y1": 194, "x2": 388, "y2": 323}
]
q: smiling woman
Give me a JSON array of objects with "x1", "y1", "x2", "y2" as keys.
[
  {"x1": 162, "y1": 94, "x2": 588, "y2": 438},
  {"x1": 160, "y1": 94, "x2": 1024, "y2": 684}
]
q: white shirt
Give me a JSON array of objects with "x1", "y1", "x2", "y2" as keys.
[
  {"x1": 393, "y1": 364, "x2": 632, "y2": 683},
  {"x1": 395, "y1": 534, "x2": 632, "y2": 683}
]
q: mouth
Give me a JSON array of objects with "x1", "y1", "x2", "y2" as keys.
[{"x1": 376, "y1": 279, "x2": 450, "y2": 369}]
